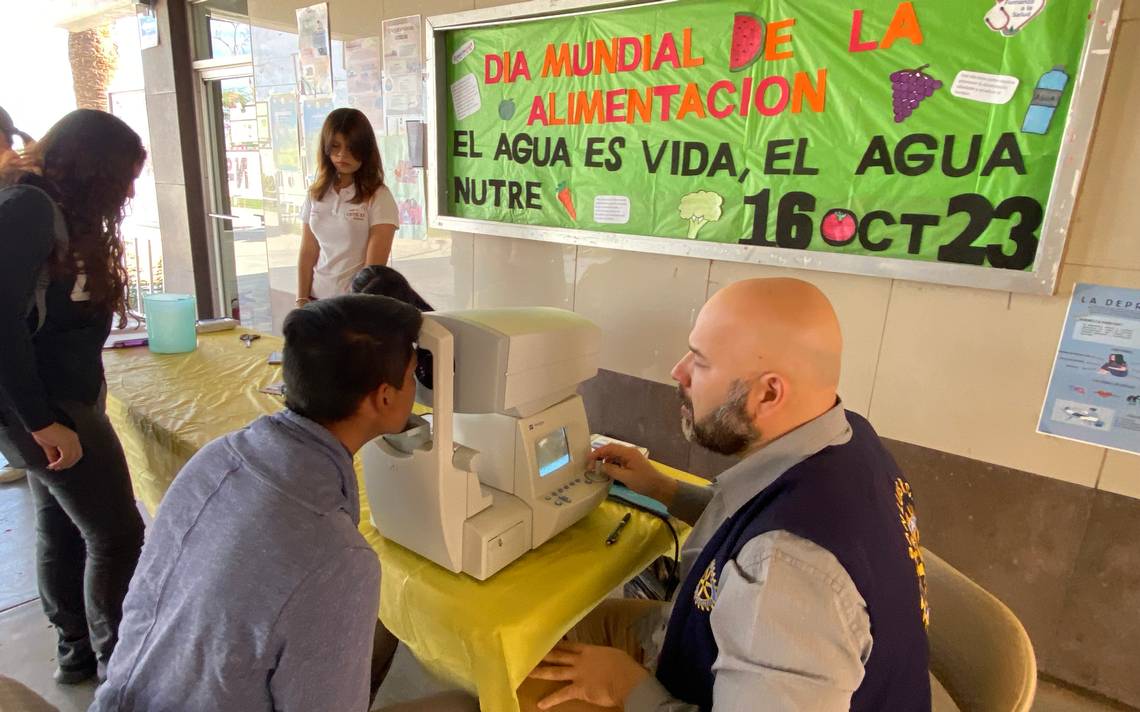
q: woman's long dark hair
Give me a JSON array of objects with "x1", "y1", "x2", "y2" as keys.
[
  {"x1": 351, "y1": 265, "x2": 434, "y2": 389},
  {"x1": 351, "y1": 265, "x2": 433, "y2": 311},
  {"x1": 308, "y1": 108, "x2": 383, "y2": 205},
  {"x1": 26, "y1": 110, "x2": 145, "y2": 324}
]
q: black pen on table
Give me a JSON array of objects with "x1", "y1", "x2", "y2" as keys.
[{"x1": 606, "y1": 512, "x2": 632, "y2": 545}]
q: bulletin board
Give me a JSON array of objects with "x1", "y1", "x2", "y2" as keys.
[{"x1": 424, "y1": 0, "x2": 1120, "y2": 294}]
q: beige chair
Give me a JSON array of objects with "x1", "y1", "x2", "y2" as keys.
[
  {"x1": 0, "y1": 676, "x2": 57, "y2": 712},
  {"x1": 924, "y1": 548, "x2": 1036, "y2": 712}
]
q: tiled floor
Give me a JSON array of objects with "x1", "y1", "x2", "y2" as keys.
[
  {"x1": 0, "y1": 476, "x2": 1132, "y2": 711},
  {"x1": 0, "y1": 600, "x2": 99, "y2": 712},
  {"x1": 0, "y1": 477, "x2": 38, "y2": 611}
]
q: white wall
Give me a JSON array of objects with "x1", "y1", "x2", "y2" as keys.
[{"x1": 251, "y1": 0, "x2": 1140, "y2": 498}]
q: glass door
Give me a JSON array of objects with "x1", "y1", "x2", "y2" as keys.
[
  {"x1": 193, "y1": 0, "x2": 272, "y2": 331},
  {"x1": 201, "y1": 73, "x2": 273, "y2": 332}
]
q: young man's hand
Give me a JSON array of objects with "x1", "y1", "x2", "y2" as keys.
[{"x1": 528, "y1": 642, "x2": 649, "y2": 710}]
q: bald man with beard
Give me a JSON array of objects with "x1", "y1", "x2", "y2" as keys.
[{"x1": 524, "y1": 278, "x2": 932, "y2": 712}]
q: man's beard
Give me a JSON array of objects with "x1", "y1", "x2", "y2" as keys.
[{"x1": 679, "y1": 379, "x2": 760, "y2": 456}]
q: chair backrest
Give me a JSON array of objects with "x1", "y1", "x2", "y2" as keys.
[
  {"x1": 0, "y1": 676, "x2": 57, "y2": 712},
  {"x1": 924, "y1": 548, "x2": 1037, "y2": 712}
]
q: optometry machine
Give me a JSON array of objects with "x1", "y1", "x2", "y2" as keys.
[{"x1": 361, "y1": 308, "x2": 611, "y2": 580}]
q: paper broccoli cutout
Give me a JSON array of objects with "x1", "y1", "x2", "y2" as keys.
[{"x1": 678, "y1": 191, "x2": 724, "y2": 239}]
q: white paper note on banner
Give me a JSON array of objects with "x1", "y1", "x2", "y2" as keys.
[
  {"x1": 593, "y1": 195, "x2": 631, "y2": 224},
  {"x1": 951, "y1": 71, "x2": 1020, "y2": 105},
  {"x1": 451, "y1": 74, "x2": 481, "y2": 120},
  {"x1": 452, "y1": 40, "x2": 475, "y2": 64}
]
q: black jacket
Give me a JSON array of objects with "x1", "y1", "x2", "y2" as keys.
[{"x1": 0, "y1": 184, "x2": 112, "y2": 432}]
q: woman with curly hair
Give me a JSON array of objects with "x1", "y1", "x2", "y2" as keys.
[{"x1": 0, "y1": 109, "x2": 146, "y2": 685}]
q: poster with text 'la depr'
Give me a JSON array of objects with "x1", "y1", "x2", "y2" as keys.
[{"x1": 1039, "y1": 284, "x2": 1140, "y2": 456}]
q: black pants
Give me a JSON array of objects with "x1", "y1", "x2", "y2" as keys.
[
  {"x1": 371, "y1": 618, "x2": 400, "y2": 703},
  {"x1": 3, "y1": 390, "x2": 144, "y2": 672}
]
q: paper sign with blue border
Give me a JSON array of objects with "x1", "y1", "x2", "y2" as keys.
[{"x1": 1038, "y1": 283, "x2": 1140, "y2": 455}]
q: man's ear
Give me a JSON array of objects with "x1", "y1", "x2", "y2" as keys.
[
  {"x1": 375, "y1": 382, "x2": 396, "y2": 409},
  {"x1": 749, "y1": 373, "x2": 787, "y2": 417}
]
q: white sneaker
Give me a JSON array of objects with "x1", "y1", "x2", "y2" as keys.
[{"x1": 0, "y1": 465, "x2": 26, "y2": 483}]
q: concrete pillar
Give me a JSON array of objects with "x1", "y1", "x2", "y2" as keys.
[{"x1": 140, "y1": 0, "x2": 215, "y2": 316}]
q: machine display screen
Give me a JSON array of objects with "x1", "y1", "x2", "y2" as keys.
[{"x1": 536, "y1": 428, "x2": 571, "y2": 477}]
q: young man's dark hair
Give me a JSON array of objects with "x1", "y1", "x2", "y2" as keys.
[{"x1": 283, "y1": 294, "x2": 422, "y2": 423}]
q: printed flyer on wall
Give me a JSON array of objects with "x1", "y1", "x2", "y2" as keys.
[
  {"x1": 383, "y1": 15, "x2": 425, "y2": 116},
  {"x1": 346, "y1": 36, "x2": 385, "y2": 129},
  {"x1": 1038, "y1": 283, "x2": 1140, "y2": 455},
  {"x1": 296, "y1": 2, "x2": 333, "y2": 96}
]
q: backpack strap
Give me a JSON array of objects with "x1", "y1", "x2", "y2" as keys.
[{"x1": 21, "y1": 185, "x2": 69, "y2": 334}]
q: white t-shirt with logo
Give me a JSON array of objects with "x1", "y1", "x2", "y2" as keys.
[{"x1": 301, "y1": 183, "x2": 399, "y2": 299}]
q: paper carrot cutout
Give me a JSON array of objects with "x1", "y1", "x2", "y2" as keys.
[{"x1": 556, "y1": 181, "x2": 577, "y2": 221}]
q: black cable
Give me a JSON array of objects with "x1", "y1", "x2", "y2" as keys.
[
  {"x1": 661, "y1": 516, "x2": 681, "y2": 600},
  {"x1": 607, "y1": 493, "x2": 682, "y2": 600}
]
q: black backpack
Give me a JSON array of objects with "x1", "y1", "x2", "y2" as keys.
[
  {"x1": 0, "y1": 184, "x2": 69, "y2": 470},
  {"x1": 3, "y1": 183, "x2": 70, "y2": 333}
]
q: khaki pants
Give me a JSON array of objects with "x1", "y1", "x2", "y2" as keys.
[
  {"x1": 377, "y1": 599, "x2": 665, "y2": 712},
  {"x1": 517, "y1": 598, "x2": 666, "y2": 712}
]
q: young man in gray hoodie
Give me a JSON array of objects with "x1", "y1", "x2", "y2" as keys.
[{"x1": 92, "y1": 295, "x2": 422, "y2": 712}]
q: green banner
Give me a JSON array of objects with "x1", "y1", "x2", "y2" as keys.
[{"x1": 442, "y1": 0, "x2": 1095, "y2": 271}]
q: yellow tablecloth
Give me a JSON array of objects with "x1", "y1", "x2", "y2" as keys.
[{"x1": 103, "y1": 330, "x2": 704, "y2": 711}]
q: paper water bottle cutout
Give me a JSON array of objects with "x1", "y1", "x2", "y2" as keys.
[
  {"x1": 1022, "y1": 66, "x2": 1069, "y2": 135},
  {"x1": 984, "y1": 0, "x2": 1047, "y2": 36},
  {"x1": 890, "y1": 65, "x2": 942, "y2": 123}
]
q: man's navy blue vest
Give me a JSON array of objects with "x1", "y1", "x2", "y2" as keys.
[{"x1": 656, "y1": 412, "x2": 931, "y2": 711}]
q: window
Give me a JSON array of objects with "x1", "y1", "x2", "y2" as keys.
[{"x1": 191, "y1": 0, "x2": 252, "y2": 61}]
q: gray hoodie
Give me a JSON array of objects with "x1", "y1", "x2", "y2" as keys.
[{"x1": 91, "y1": 410, "x2": 380, "y2": 712}]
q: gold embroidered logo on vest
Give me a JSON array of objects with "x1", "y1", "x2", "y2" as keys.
[
  {"x1": 694, "y1": 560, "x2": 719, "y2": 612},
  {"x1": 895, "y1": 477, "x2": 930, "y2": 629}
]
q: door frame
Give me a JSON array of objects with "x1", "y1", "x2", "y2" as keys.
[{"x1": 194, "y1": 57, "x2": 255, "y2": 319}]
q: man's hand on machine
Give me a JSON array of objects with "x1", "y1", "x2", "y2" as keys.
[
  {"x1": 588, "y1": 444, "x2": 677, "y2": 508},
  {"x1": 31, "y1": 423, "x2": 82, "y2": 471},
  {"x1": 528, "y1": 642, "x2": 649, "y2": 710}
]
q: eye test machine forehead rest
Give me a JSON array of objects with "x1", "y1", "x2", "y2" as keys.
[
  {"x1": 363, "y1": 308, "x2": 608, "y2": 580},
  {"x1": 431, "y1": 308, "x2": 601, "y2": 418}
]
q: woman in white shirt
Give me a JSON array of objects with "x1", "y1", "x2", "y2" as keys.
[{"x1": 296, "y1": 108, "x2": 398, "y2": 306}]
